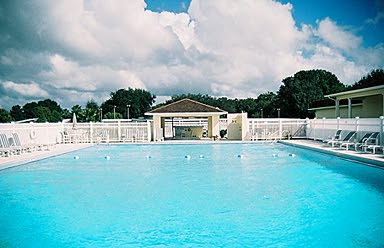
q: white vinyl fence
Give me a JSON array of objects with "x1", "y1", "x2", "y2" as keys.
[
  {"x1": 1, "y1": 117, "x2": 383, "y2": 145},
  {"x1": 247, "y1": 118, "x2": 307, "y2": 140},
  {"x1": 0, "y1": 120, "x2": 152, "y2": 145},
  {"x1": 306, "y1": 117, "x2": 384, "y2": 145}
]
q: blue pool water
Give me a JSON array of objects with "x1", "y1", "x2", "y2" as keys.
[{"x1": 0, "y1": 143, "x2": 384, "y2": 247}]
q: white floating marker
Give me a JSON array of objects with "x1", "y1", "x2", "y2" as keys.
[
  {"x1": 199, "y1": 155, "x2": 204, "y2": 159},
  {"x1": 105, "y1": 155, "x2": 111, "y2": 160},
  {"x1": 238, "y1": 154, "x2": 244, "y2": 159},
  {"x1": 74, "y1": 156, "x2": 80, "y2": 160},
  {"x1": 146, "y1": 155, "x2": 152, "y2": 159},
  {"x1": 289, "y1": 153, "x2": 296, "y2": 157},
  {"x1": 272, "y1": 154, "x2": 278, "y2": 157},
  {"x1": 185, "y1": 155, "x2": 191, "y2": 159}
]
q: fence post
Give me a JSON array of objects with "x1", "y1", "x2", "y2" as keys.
[
  {"x1": 380, "y1": 116, "x2": 384, "y2": 146},
  {"x1": 90, "y1": 122, "x2": 93, "y2": 144},
  {"x1": 337, "y1": 117, "x2": 340, "y2": 130},
  {"x1": 117, "y1": 120, "x2": 121, "y2": 142},
  {"x1": 322, "y1": 117, "x2": 326, "y2": 141},
  {"x1": 355, "y1": 116, "x2": 359, "y2": 132},
  {"x1": 147, "y1": 120, "x2": 151, "y2": 142},
  {"x1": 279, "y1": 119, "x2": 282, "y2": 139}
]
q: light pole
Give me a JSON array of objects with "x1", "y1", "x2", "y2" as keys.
[
  {"x1": 260, "y1": 108, "x2": 263, "y2": 118},
  {"x1": 113, "y1": 105, "x2": 116, "y2": 119},
  {"x1": 127, "y1": 104, "x2": 130, "y2": 119},
  {"x1": 277, "y1": 108, "x2": 280, "y2": 118},
  {"x1": 99, "y1": 108, "x2": 102, "y2": 121}
]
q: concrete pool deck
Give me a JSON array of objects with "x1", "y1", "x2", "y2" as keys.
[
  {"x1": 0, "y1": 143, "x2": 93, "y2": 170},
  {"x1": 280, "y1": 139, "x2": 384, "y2": 168},
  {"x1": 1, "y1": 140, "x2": 383, "y2": 170}
]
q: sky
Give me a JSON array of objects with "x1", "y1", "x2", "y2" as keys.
[{"x1": 0, "y1": 0, "x2": 383, "y2": 109}]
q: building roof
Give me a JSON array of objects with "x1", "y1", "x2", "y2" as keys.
[
  {"x1": 324, "y1": 85, "x2": 384, "y2": 99},
  {"x1": 146, "y1": 98, "x2": 227, "y2": 115}
]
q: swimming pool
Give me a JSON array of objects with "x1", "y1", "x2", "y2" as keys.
[{"x1": 0, "y1": 143, "x2": 383, "y2": 247}]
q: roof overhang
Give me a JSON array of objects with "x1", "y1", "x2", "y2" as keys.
[
  {"x1": 308, "y1": 103, "x2": 363, "y2": 111},
  {"x1": 145, "y1": 111, "x2": 227, "y2": 117},
  {"x1": 325, "y1": 85, "x2": 384, "y2": 100}
]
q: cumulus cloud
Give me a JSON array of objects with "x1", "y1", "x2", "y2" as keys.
[
  {"x1": 2, "y1": 81, "x2": 49, "y2": 98},
  {"x1": 0, "y1": 0, "x2": 383, "y2": 109}
]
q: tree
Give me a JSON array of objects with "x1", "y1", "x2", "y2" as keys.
[
  {"x1": 255, "y1": 92, "x2": 278, "y2": 118},
  {"x1": 16, "y1": 99, "x2": 64, "y2": 122},
  {"x1": 277, "y1": 69, "x2": 345, "y2": 118},
  {"x1": 350, "y1": 69, "x2": 384, "y2": 90},
  {"x1": 84, "y1": 100, "x2": 99, "y2": 122},
  {"x1": 101, "y1": 88, "x2": 156, "y2": 119},
  {"x1": 10, "y1": 105, "x2": 25, "y2": 121},
  {"x1": 34, "y1": 106, "x2": 52, "y2": 123},
  {"x1": 104, "y1": 112, "x2": 122, "y2": 119},
  {"x1": 0, "y1": 108, "x2": 12, "y2": 123}
]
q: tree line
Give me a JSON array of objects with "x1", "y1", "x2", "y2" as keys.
[{"x1": 0, "y1": 68, "x2": 382, "y2": 123}]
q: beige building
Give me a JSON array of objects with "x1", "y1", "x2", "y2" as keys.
[
  {"x1": 145, "y1": 99, "x2": 227, "y2": 141},
  {"x1": 309, "y1": 85, "x2": 384, "y2": 118}
]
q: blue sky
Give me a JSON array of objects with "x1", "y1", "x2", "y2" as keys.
[{"x1": 0, "y1": 0, "x2": 383, "y2": 109}]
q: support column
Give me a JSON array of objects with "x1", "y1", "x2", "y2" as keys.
[
  {"x1": 153, "y1": 115, "x2": 161, "y2": 141},
  {"x1": 335, "y1": 99, "x2": 340, "y2": 118},
  {"x1": 207, "y1": 116, "x2": 213, "y2": 137},
  {"x1": 382, "y1": 94, "x2": 384, "y2": 117},
  {"x1": 348, "y1": 98, "x2": 352, "y2": 118}
]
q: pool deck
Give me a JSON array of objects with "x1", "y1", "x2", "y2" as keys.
[
  {"x1": 0, "y1": 143, "x2": 93, "y2": 170},
  {"x1": 280, "y1": 139, "x2": 384, "y2": 168}
]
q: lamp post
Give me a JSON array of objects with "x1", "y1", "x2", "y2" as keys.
[
  {"x1": 127, "y1": 104, "x2": 130, "y2": 120},
  {"x1": 99, "y1": 108, "x2": 102, "y2": 121},
  {"x1": 113, "y1": 105, "x2": 116, "y2": 119},
  {"x1": 277, "y1": 108, "x2": 280, "y2": 118},
  {"x1": 260, "y1": 109, "x2": 263, "y2": 118}
]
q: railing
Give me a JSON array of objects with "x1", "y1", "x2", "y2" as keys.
[
  {"x1": 306, "y1": 117, "x2": 384, "y2": 145},
  {"x1": 2, "y1": 117, "x2": 383, "y2": 145},
  {"x1": 247, "y1": 118, "x2": 307, "y2": 141},
  {"x1": 0, "y1": 121, "x2": 152, "y2": 145}
]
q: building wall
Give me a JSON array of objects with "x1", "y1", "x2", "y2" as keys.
[
  {"x1": 315, "y1": 105, "x2": 363, "y2": 118},
  {"x1": 362, "y1": 95, "x2": 383, "y2": 117}
]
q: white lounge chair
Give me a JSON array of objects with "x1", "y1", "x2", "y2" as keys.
[
  {"x1": 328, "y1": 131, "x2": 356, "y2": 147},
  {"x1": 340, "y1": 132, "x2": 372, "y2": 151}
]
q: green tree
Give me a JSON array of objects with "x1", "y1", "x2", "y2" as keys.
[
  {"x1": 10, "y1": 105, "x2": 25, "y2": 121},
  {"x1": 350, "y1": 69, "x2": 384, "y2": 90},
  {"x1": 71, "y1": 105, "x2": 86, "y2": 122},
  {"x1": 277, "y1": 69, "x2": 345, "y2": 118},
  {"x1": 0, "y1": 108, "x2": 12, "y2": 123},
  {"x1": 34, "y1": 106, "x2": 52, "y2": 123},
  {"x1": 83, "y1": 100, "x2": 99, "y2": 122},
  {"x1": 101, "y1": 88, "x2": 156, "y2": 119},
  {"x1": 104, "y1": 112, "x2": 122, "y2": 119},
  {"x1": 19, "y1": 99, "x2": 64, "y2": 122},
  {"x1": 255, "y1": 92, "x2": 278, "y2": 118}
]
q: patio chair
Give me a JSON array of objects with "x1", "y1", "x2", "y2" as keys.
[
  {"x1": 339, "y1": 132, "x2": 372, "y2": 151},
  {"x1": 60, "y1": 131, "x2": 71, "y2": 144},
  {"x1": 361, "y1": 132, "x2": 381, "y2": 154},
  {"x1": 324, "y1": 129, "x2": 342, "y2": 143},
  {"x1": 9, "y1": 133, "x2": 36, "y2": 152},
  {"x1": 0, "y1": 133, "x2": 22, "y2": 156},
  {"x1": 328, "y1": 131, "x2": 356, "y2": 147}
]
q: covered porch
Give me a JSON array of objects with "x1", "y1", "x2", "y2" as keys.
[{"x1": 145, "y1": 99, "x2": 227, "y2": 141}]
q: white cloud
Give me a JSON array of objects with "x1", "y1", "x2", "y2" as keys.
[
  {"x1": 0, "y1": 0, "x2": 383, "y2": 109},
  {"x1": 2, "y1": 81, "x2": 49, "y2": 98},
  {"x1": 317, "y1": 18, "x2": 362, "y2": 51}
]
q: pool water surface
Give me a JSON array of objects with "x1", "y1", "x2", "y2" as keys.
[{"x1": 0, "y1": 143, "x2": 383, "y2": 247}]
